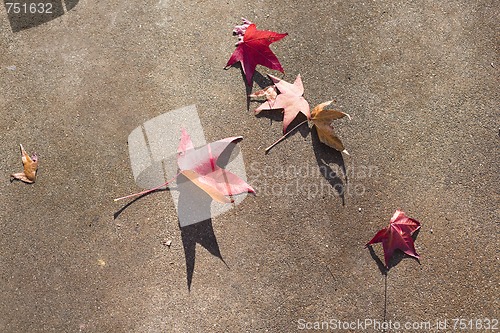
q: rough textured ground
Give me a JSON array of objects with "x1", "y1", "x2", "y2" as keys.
[{"x1": 0, "y1": 0, "x2": 498, "y2": 332}]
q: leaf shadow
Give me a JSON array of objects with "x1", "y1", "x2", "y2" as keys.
[
  {"x1": 253, "y1": 70, "x2": 273, "y2": 88},
  {"x1": 259, "y1": 115, "x2": 311, "y2": 154},
  {"x1": 177, "y1": 174, "x2": 228, "y2": 291},
  {"x1": 311, "y1": 126, "x2": 346, "y2": 205},
  {"x1": 254, "y1": 108, "x2": 284, "y2": 122},
  {"x1": 115, "y1": 178, "x2": 228, "y2": 291},
  {"x1": 367, "y1": 246, "x2": 389, "y2": 323},
  {"x1": 179, "y1": 217, "x2": 227, "y2": 291},
  {"x1": 246, "y1": 69, "x2": 273, "y2": 111},
  {"x1": 216, "y1": 140, "x2": 241, "y2": 168},
  {"x1": 288, "y1": 113, "x2": 310, "y2": 138},
  {"x1": 367, "y1": 246, "x2": 388, "y2": 276},
  {"x1": 225, "y1": 61, "x2": 274, "y2": 110}
]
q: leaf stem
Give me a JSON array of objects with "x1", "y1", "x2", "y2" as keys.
[
  {"x1": 265, "y1": 119, "x2": 309, "y2": 153},
  {"x1": 113, "y1": 172, "x2": 181, "y2": 202}
]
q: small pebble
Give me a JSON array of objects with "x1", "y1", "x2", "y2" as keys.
[{"x1": 358, "y1": 207, "x2": 362, "y2": 212}]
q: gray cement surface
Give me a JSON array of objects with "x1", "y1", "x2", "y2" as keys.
[{"x1": 1, "y1": 0, "x2": 498, "y2": 332}]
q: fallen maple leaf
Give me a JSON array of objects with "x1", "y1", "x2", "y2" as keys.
[
  {"x1": 114, "y1": 129, "x2": 255, "y2": 203},
  {"x1": 366, "y1": 210, "x2": 421, "y2": 268},
  {"x1": 225, "y1": 18, "x2": 288, "y2": 85},
  {"x1": 310, "y1": 100, "x2": 351, "y2": 154},
  {"x1": 177, "y1": 128, "x2": 255, "y2": 203},
  {"x1": 254, "y1": 74, "x2": 310, "y2": 133},
  {"x1": 10, "y1": 144, "x2": 38, "y2": 183}
]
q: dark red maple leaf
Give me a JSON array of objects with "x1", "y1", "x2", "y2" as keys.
[
  {"x1": 225, "y1": 19, "x2": 288, "y2": 85},
  {"x1": 366, "y1": 210, "x2": 421, "y2": 268}
]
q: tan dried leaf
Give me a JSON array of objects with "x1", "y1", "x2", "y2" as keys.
[
  {"x1": 310, "y1": 101, "x2": 351, "y2": 154},
  {"x1": 10, "y1": 144, "x2": 38, "y2": 183}
]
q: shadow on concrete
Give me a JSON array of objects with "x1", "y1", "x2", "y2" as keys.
[
  {"x1": 311, "y1": 126, "x2": 346, "y2": 205},
  {"x1": 113, "y1": 175, "x2": 228, "y2": 291},
  {"x1": 180, "y1": 218, "x2": 227, "y2": 291},
  {"x1": 367, "y1": 246, "x2": 388, "y2": 276},
  {"x1": 256, "y1": 112, "x2": 310, "y2": 155},
  {"x1": 367, "y1": 246, "x2": 389, "y2": 322},
  {"x1": 288, "y1": 112, "x2": 310, "y2": 137},
  {"x1": 224, "y1": 62, "x2": 273, "y2": 111},
  {"x1": 113, "y1": 189, "x2": 170, "y2": 220},
  {"x1": 4, "y1": 0, "x2": 79, "y2": 32},
  {"x1": 177, "y1": 174, "x2": 227, "y2": 291},
  {"x1": 252, "y1": 70, "x2": 273, "y2": 88}
]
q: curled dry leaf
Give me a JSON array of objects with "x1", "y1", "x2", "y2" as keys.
[
  {"x1": 232, "y1": 17, "x2": 253, "y2": 43},
  {"x1": 10, "y1": 144, "x2": 38, "y2": 183},
  {"x1": 249, "y1": 85, "x2": 277, "y2": 104},
  {"x1": 310, "y1": 101, "x2": 351, "y2": 154}
]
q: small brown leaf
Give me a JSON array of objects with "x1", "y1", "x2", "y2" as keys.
[
  {"x1": 249, "y1": 85, "x2": 277, "y2": 105},
  {"x1": 11, "y1": 144, "x2": 38, "y2": 183},
  {"x1": 310, "y1": 101, "x2": 351, "y2": 154}
]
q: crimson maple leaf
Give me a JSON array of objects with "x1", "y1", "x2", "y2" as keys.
[
  {"x1": 225, "y1": 19, "x2": 288, "y2": 85},
  {"x1": 366, "y1": 210, "x2": 421, "y2": 268},
  {"x1": 115, "y1": 129, "x2": 255, "y2": 203},
  {"x1": 254, "y1": 74, "x2": 310, "y2": 133}
]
